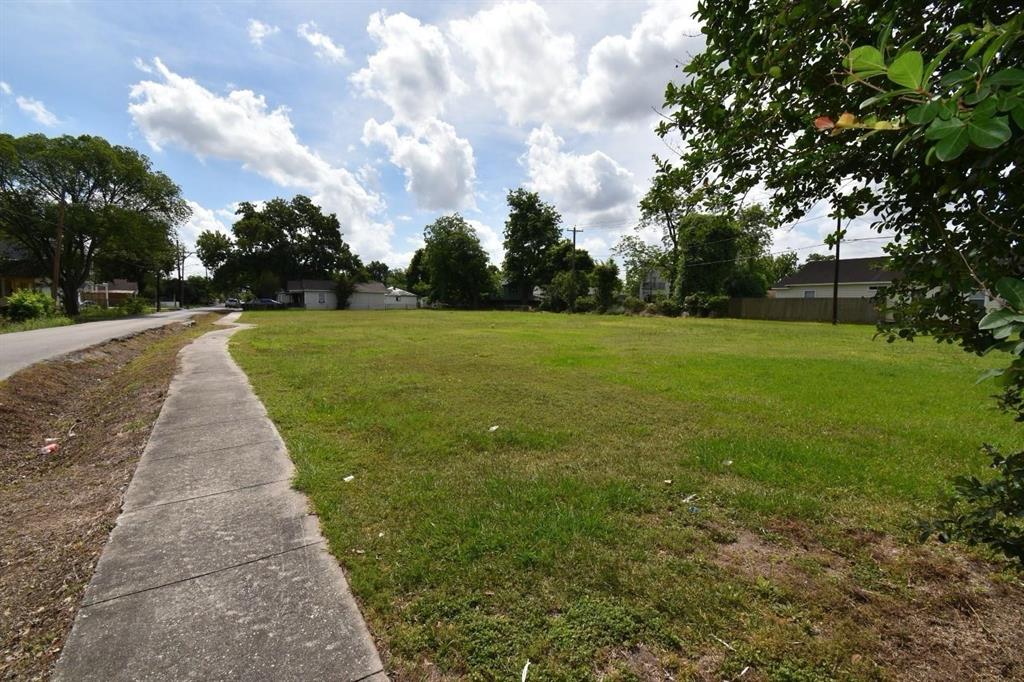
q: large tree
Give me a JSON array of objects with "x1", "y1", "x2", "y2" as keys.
[
  {"x1": 657, "y1": 0, "x2": 1020, "y2": 348},
  {"x1": 0, "y1": 133, "x2": 189, "y2": 314},
  {"x1": 422, "y1": 214, "x2": 492, "y2": 307},
  {"x1": 365, "y1": 260, "x2": 390, "y2": 283},
  {"x1": 502, "y1": 189, "x2": 562, "y2": 303},
  {"x1": 197, "y1": 195, "x2": 361, "y2": 294}
]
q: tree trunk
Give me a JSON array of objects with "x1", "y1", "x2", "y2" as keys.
[
  {"x1": 52, "y1": 200, "x2": 64, "y2": 308},
  {"x1": 62, "y1": 280, "x2": 80, "y2": 317}
]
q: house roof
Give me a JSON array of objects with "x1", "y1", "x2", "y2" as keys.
[
  {"x1": 387, "y1": 286, "x2": 417, "y2": 297},
  {"x1": 354, "y1": 281, "x2": 389, "y2": 294},
  {"x1": 775, "y1": 256, "x2": 900, "y2": 287},
  {"x1": 285, "y1": 279, "x2": 335, "y2": 291}
]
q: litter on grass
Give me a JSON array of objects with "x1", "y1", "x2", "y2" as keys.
[
  {"x1": 521, "y1": 659, "x2": 531, "y2": 681},
  {"x1": 343, "y1": 475, "x2": 355, "y2": 483},
  {"x1": 39, "y1": 442, "x2": 59, "y2": 455},
  {"x1": 723, "y1": 459, "x2": 734, "y2": 466},
  {"x1": 489, "y1": 425, "x2": 500, "y2": 432},
  {"x1": 663, "y1": 479, "x2": 672, "y2": 484}
]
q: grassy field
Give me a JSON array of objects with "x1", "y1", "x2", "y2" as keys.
[{"x1": 232, "y1": 311, "x2": 1023, "y2": 680}]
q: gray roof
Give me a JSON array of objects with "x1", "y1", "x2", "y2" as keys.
[
  {"x1": 354, "y1": 281, "x2": 389, "y2": 294},
  {"x1": 776, "y1": 256, "x2": 900, "y2": 287},
  {"x1": 387, "y1": 286, "x2": 416, "y2": 297},
  {"x1": 285, "y1": 279, "x2": 335, "y2": 291}
]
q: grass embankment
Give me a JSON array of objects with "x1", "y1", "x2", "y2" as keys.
[
  {"x1": 232, "y1": 311, "x2": 1023, "y2": 680},
  {"x1": 0, "y1": 314, "x2": 220, "y2": 680}
]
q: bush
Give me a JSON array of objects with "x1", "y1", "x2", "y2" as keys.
[
  {"x1": 623, "y1": 296, "x2": 645, "y2": 314},
  {"x1": 921, "y1": 445, "x2": 1024, "y2": 564},
  {"x1": 119, "y1": 296, "x2": 148, "y2": 315},
  {"x1": 5, "y1": 289, "x2": 57, "y2": 322},
  {"x1": 683, "y1": 293, "x2": 730, "y2": 317},
  {"x1": 654, "y1": 298, "x2": 682, "y2": 317},
  {"x1": 574, "y1": 295, "x2": 596, "y2": 313}
]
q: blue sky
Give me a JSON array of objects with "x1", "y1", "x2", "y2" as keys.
[{"x1": 1, "y1": 1, "x2": 887, "y2": 275}]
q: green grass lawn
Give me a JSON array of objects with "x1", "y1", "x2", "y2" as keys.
[{"x1": 232, "y1": 311, "x2": 1022, "y2": 680}]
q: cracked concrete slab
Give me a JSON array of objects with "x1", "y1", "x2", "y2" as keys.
[{"x1": 54, "y1": 312, "x2": 385, "y2": 681}]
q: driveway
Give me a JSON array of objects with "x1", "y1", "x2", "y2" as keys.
[{"x1": 0, "y1": 308, "x2": 219, "y2": 381}]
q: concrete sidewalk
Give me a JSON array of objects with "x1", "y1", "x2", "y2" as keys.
[{"x1": 53, "y1": 313, "x2": 385, "y2": 681}]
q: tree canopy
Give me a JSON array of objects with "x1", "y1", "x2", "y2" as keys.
[
  {"x1": 502, "y1": 188, "x2": 562, "y2": 303},
  {"x1": 422, "y1": 214, "x2": 492, "y2": 307},
  {"x1": 0, "y1": 133, "x2": 189, "y2": 314}
]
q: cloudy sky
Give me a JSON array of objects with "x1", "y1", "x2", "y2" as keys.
[{"x1": 0, "y1": 0, "x2": 887, "y2": 275}]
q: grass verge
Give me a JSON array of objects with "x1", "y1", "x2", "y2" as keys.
[
  {"x1": 232, "y1": 311, "x2": 1024, "y2": 680},
  {"x1": 0, "y1": 313, "x2": 220, "y2": 680}
]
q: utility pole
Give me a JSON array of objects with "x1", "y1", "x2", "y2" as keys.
[
  {"x1": 52, "y1": 198, "x2": 65, "y2": 306},
  {"x1": 567, "y1": 225, "x2": 582, "y2": 311},
  {"x1": 832, "y1": 215, "x2": 841, "y2": 326}
]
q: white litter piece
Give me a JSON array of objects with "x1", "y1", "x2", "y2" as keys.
[
  {"x1": 378, "y1": 531, "x2": 385, "y2": 538},
  {"x1": 343, "y1": 475, "x2": 355, "y2": 483},
  {"x1": 489, "y1": 425, "x2": 500, "y2": 432},
  {"x1": 682, "y1": 493, "x2": 698, "y2": 503},
  {"x1": 663, "y1": 479, "x2": 672, "y2": 484},
  {"x1": 521, "y1": 659, "x2": 531, "y2": 681},
  {"x1": 723, "y1": 460, "x2": 734, "y2": 466},
  {"x1": 39, "y1": 443, "x2": 59, "y2": 455}
]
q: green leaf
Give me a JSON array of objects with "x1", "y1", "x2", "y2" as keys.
[
  {"x1": 963, "y1": 86, "x2": 991, "y2": 105},
  {"x1": 847, "y1": 45, "x2": 886, "y2": 72},
  {"x1": 996, "y1": 278, "x2": 1024, "y2": 310},
  {"x1": 980, "y1": 308, "x2": 1024, "y2": 330},
  {"x1": 986, "y1": 68, "x2": 1024, "y2": 87},
  {"x1": 968, "y1": 114, "x2": 1012, "y2": 148},
  {"x1": 976, "y1": 367, "x2": 1005, "y2": 383},
  {"x1": 1012, "y1": 104, "x2": 1024, "y2": 129},
  {"x1": 934, "y1": 125, "x2": 970, "y2": 160},
  {"x1": 925, "y1": 116, "x2": 965, "y2": 140},
  {"x1": 887, "y1": 51, "x2": 924, "y2": 89},
  {"x1": 937, "y1": 99, "x2": 958, "y2": 120},
  {"x1": 906, "y1": 100, "x2": 940, "y2": 125},
  {"x1": 939, "y1": 69, "x2": 974, "y2": 88}
]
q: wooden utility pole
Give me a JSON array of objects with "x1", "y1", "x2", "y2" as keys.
[
  {"x1": 568, "y1": 225, "x2": 582, "y2": 311},
  {"x1": 832, "y1": 215, "x2": 841, "y2": 326}
]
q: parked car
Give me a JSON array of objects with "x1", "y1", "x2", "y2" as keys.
[
  {"x1": 242, "y1": 298, "x2": 284, "y2": 311},
  {"x1": 225, "y1": 298, "x2": 241, "y2": 308}
]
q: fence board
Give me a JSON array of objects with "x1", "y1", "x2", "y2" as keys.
[{"x1": 726, "y1": 297, "x2": 879, "y2": 324}]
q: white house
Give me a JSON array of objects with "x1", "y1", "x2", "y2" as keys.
[
  {"x1": 348, "y1": 282, "x2": 419, "y2": 310},
  {"x1": 278, "y1": 279, "x2": 337, "y2": 309},
  {"x1": 771, "y1": 257, "x2": 899, "y2": 299},
  {"x1": 638, "y1": 269, "x2": 671, "y2": 301}
]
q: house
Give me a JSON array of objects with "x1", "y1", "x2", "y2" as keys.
[
  {"x1": 348, "y1": 281, "x2": 419, "y2": 310},
  {"x1": 0, "y1": 241, "x2": 48, "y2": 308},
  {"x1": 80, "y1": 279, "x2": 140, "y2": 307},
  {"x1": 771, "y1": 256, "x2": 900, "y2": 299},
  {"x1": 278, "y1": 279, "x2": 338, "y2": 309},
  {"x1": 638, "y1": 269, "x2": 670, "y2": 301}
]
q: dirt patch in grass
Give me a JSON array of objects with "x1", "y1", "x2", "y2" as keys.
[
  {"x1": 710, "y1": 522, "x2": 1024, "y2": 681},
  {"x1": 0, "y1": 315, "x2": 219, "y2": 680}
]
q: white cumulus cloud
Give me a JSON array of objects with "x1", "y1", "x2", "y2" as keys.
[
  {"x1": 521, "y1": 124, "x2": 637, "y2": 217},
  {"x1": 363, "y1": 117, "x2": 476, "y2": 211},
  {"x1": 353, "y1": 11, "x2": 476, "y2": 212},
  {"x1": 297, "y1": 22, "x2": 346, "y2": 63},
  {"x1": 16, "y1": 96, "x2": 58, "y2": 126},
  {"x1": 247, "y1": 19, "x2": 279, "y2": 47},
  {"x1": 449, "y1": 1, "x2": 577, "y2": 126},
  {"x1": 128, "y1": 58, "x2": 395, "y2": 261},
  {"x1": 351, "y1": 11, "x2": 464, "y2": 125},
  {"x1": 450, "y1": 1, "x2": 701, "y2": 130},
  {"x1": 0, "y1": 81, "x2": 11, "y2": 95}
]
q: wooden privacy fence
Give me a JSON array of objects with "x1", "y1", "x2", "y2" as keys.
[{"x1": 727, "y1": 297, "x2": 880, "y2": 324}]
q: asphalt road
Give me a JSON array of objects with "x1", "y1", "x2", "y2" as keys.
[{"x1": 0, "y1": 308, "x2": 217, "y2": 381}]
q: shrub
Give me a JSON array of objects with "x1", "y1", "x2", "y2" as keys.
[
  {"x1": 683, "y1": 293, "x2": 730, "y2": 317},
  {"x1": 574, "y1": 295, "x2": 596, "y2": 313},
  {"x1": 5, "y1": 289, "x2": 56, "y2": 322},
  {"x1": 654, "y1": 298, "x2": 682, "y2": 317},
  {"x1": 119, "y1": 296, "x2": 148, "y2": 315},
  {"x1": 623, "y1": 296, "x2": 645, "y2": 314},
  {"x1": 921, "y1": 445, "x2": 1024, "y2": 564}
]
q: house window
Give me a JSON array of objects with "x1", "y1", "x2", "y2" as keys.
[
  {"x1": 318, "y1": 292, "x2": 326, "y2": 304},
  {"x1": 803, "y1": 290, "x2": 815, "y2": 299}
]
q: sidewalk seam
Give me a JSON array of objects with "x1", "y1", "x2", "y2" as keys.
[
  {"x1": 145, "y1": 438, "x2": 278, "y2": 462},
  {"x1": 122, "y1": 477, "x2": 292, "y2": 514},
  {"x1": 80, "y1": 539, "x2": 325, "y2": 609}
]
